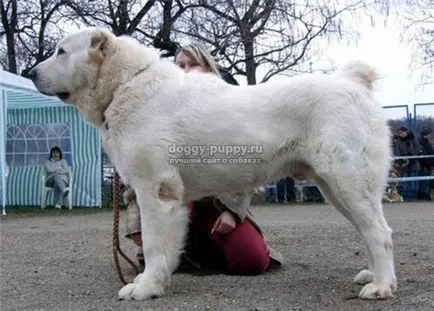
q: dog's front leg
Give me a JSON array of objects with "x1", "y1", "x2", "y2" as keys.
[{"x1": 118, "y1": 183, "x2": 188, "y2": 300}]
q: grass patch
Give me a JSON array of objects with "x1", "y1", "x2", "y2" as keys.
[
  {"x1": 1, "y1": 187, "x2": 127, "y2": 219},
  {"x1": 0, "y1": 204, "x2": 125, "y2": 219}
]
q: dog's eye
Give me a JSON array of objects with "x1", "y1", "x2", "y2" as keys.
[{"x1": 57, "y1": 48, "x2": 66, "y2": 56}]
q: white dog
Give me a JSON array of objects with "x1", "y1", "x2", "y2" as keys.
[{"x1": 29, "y1": 27, "x2": 397, "y2": 301}]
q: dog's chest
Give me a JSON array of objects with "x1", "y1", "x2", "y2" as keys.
[{"x1": 100, "y1": 127, "x2": 125, "y2": 172}]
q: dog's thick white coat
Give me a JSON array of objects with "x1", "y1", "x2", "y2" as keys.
[{"x1": 31, "y1": 28, "x2": 397, "y2": 300}]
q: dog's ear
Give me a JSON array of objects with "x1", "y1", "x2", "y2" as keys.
[{"x1": 88, "y1": 29, "x2": 111, "y2": 64}]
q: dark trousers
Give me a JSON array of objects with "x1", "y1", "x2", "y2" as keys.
[
  {"x1": 265, "y1": 183, "x2": 277, "y2": 203},
  {"x1": 418, "y1": 167, "x2": 432, "y2": 200},
  {"x1": 399, "y1": 171, "x2": 419, "y2": 201},
  {"x1": 276, "y1": 177, "x2": 295, "y2": 202}
]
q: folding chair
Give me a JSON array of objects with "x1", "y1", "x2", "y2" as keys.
[{"x1": 41, "y1": 169, "x2": 73, "y2": 209}]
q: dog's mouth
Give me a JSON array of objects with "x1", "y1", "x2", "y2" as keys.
[
  {"x1": 56, "y1": 92, "x2": 70, "y2": 100},
  {"x1": 38, "y1": 90, "x2": 53, "y2": 97},
  {"x1": 38, "y1": 90, "x2": 69, "y2": 101}
]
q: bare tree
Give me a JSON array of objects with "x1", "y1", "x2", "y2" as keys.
[
  {"x1": 0, "y1": 0, "x2": 198, "y2": 75},
  {"x1": 2, "y1": 0, "x2": 393, "y2": 83},
  {"x1": 175, "y1": 0, "x2": 371, "y2": 84},
  {"x1": 0, "y1": 0, "x2": 79, "y2": 75},
  {"x1": 1, "y1": 0, "x2": 19, "y2": 73},
  {"x1": 398, "y1": 0, "x2": 433, "y2": 85},
  {"x1": 67, "y1": 0, "x2": 157, "y2": 36},
  {"x1": 66, "y1": 0, "x2": 195, "y2": 56},
  {"x1": 136, "y1": 0, "x2": 201, "y2": 57}
]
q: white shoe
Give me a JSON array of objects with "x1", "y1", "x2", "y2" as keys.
[{"x1": 55, "y1": 204, "x2": 62, "y2": 209}]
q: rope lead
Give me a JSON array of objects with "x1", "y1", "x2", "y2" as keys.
[{"x1": 112, "y1": 171, "x2": 140, "y2": 284}]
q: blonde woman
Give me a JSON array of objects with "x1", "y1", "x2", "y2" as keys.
[
  {"x1": 175, "y1": 42, "x2": 238, "y2": 85},
  {"x1": 125, "y1": 43, "x2": 282, "y2": 274}
]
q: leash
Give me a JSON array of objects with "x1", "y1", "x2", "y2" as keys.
[{"x1": 112, "y1": 171, "x2": 140, "y2": 284}]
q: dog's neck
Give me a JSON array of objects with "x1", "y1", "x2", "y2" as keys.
[
  {"x1": 89, "y1": 41, "x2": 159, "y2": 127},
  {"x1": 100, "y1": 64, "x2": 152, "y2": 129}
]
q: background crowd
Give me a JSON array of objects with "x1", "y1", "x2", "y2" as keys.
[{"x1": 391, "y1": 126, "x2": 434, "y2": 201}]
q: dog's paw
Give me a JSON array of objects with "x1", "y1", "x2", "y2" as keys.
[
  {"x1": 119, "y1": 283, "x2": 136, "y2": 300},
  {"x1": 353, "y1": 269, "x2": 374, "y2": 285},
  {"x1": 359, "y1": 283, "x2": 394, "y2": 300},
  {"x1": 118, "y1": 279, "x2": 165, "y2": 300}
]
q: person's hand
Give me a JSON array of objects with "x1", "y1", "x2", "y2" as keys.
[
  {"x1": 130, "y1": 232, "x2": 142, "y2": 246},
  {"x1": 211, "y1": 211, "x2": 237, "y2": 235}
]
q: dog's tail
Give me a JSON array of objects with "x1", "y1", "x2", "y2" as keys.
[{"x1": 337, "y1": 61, "x2": 379, "y2": 90}]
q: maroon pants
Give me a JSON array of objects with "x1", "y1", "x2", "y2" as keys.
[{"x1": 186, "y1": 200, "x2": 270, "y2": 275}]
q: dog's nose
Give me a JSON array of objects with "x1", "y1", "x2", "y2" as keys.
[{"x1": 26, "y1": 69, "x2": 37, "y2": 81}]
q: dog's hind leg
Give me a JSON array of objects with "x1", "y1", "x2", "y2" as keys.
[
  {"x1": 355, "y1": 200, "x2": 396, "y2": 299},
  {"x1": 314, "y1": 177, "x2": 375, "y2": 284},
  {"x1": 313, "y1": 173, "x2": 396, "y2": 300},
  {"x1": 118, "y1": 176, "x2": 189, "y2": 301}
]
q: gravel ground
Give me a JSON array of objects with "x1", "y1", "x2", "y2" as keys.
[{"x1": 1, "y1": 202, "x2": 433, "y2": 311}]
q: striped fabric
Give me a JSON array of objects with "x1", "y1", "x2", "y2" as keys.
[
  {"x1": 1, "y1": 71, "x2": 102, "y2": 207},
  {"x1": 6, "y1": 104, "x2": 101, "y2": 207},
  {"x1": 0, "y1": 89, "x2": 6, "y2": 207}
]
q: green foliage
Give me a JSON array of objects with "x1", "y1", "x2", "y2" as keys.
[{"x1": 1, "y1": 185, "x2": 126, "y2": 218}]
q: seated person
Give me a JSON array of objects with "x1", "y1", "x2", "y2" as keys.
[
  {"x1": 124, "y1": 188, "x2": 283, "y2": 275},
  {"x1": 44, "y1": 146, "x2": 70, "y2": 209}
]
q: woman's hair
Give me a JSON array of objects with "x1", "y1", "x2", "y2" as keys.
[
  {"x1": 175, "y1": 43, "x2": 221, "y2": 77},
  {"x1": 49, "y1": 146, "x2": 63, "y2": 159}
]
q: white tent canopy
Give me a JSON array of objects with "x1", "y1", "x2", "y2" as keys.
[
  {"x1": 0, "y1": 80, "x2": 6, "y2": 214},
  {"x1": 1, "y1": 70, "x2": 54, "y2": 213}
]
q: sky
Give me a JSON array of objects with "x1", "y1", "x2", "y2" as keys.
[
  {"x1": 320, "y1": 12, "x2": 434, "y2": 120},
  {"x1": 244, "y1": 9, "x2": 433, "y2": 120}
]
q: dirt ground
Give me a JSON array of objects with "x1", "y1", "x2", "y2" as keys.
[{"x1": 1, "y1": 202, "x2": 433, "y2": 311}]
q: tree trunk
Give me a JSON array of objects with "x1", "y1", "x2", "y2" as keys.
[
  {"x1": 1, "y1": 0, "x2": 18, "y2": 73},
  {"x1": 6, "y1": 31, "x2": 17, "y2": 74},
  {"x1": 243, "y1": 40, "x2": 256, "y2": 85}
]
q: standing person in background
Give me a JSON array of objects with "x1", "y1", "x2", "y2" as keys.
[
  {"x1": 417, "y1": 127, "x2": 434, "y2": 200},
  {"x1": 44, "y1": 146, "x2": 70, "y2": 209},
  {"x1": 394, "y1": 126, "x2": 420, "y2": 201},
  {"x1": 284, "y1": 177, "x2": 296, "y2": 202},
  {"x1": 276, "y1": 177, "x2": 287, "y2": 203},
  {"x1": 276, "y1": 177, "x2": 296, "y2": 203},
  {"x1": 265, "y1": 181, "x2": 278, "y2": 203}
]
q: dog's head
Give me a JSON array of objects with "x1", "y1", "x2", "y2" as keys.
[
  {"x1": 29, "y1": 27, "x2": 161, "y2": 126},
  {"x1": 29, "y1": 27, "x2": 114, "y2": 125},
  {"x1": 29, "y1": 28, "x2": 112, "y2": 100}
]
